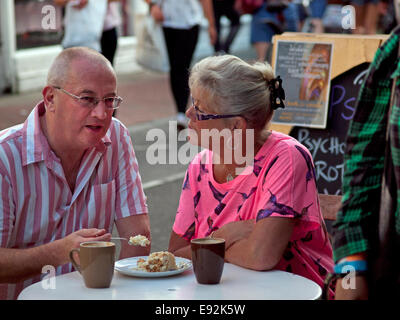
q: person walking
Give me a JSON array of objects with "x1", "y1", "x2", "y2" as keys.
[
  {"x1": 248, "y1": 0, "x2": 299, "y2": 62},
  {"x1": 146, "y1": 0, "x2": 217, "y2": 131},
  {"x1": 213, "y1": 0, "x2": 241, "y2": 54}
]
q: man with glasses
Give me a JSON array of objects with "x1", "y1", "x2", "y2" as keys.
[{"x1": 0, "y1": 47, "x2": 150, "y2": 300}]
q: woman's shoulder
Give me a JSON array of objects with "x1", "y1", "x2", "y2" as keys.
[
  {"x1": 264, "y1": 131, "x2": 311, "y2": 158},
  {"x1": 190, "y1": 149, "x2": 210, "y2": 164},
  {"x1": 254, "y1": 131, "x2": 315, "y2": 178},
  {"x1": 186, "y1": 149, "x2": 211, "y2": 175}
]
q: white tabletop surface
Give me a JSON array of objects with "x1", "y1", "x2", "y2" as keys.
[{"x1": 18, "y1": 262, "x2": 321, "y2": 300}]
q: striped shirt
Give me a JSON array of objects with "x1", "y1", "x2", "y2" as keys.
[{"x1": 0, "y1": 101, "x2": 148, "y2": 299}]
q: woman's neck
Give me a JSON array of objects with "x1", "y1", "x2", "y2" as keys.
[{"x1": 212, "y1": 131, "x2": 269, "y2": 182}]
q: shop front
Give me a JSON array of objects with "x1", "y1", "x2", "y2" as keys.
[
  {"x1": 0, "y1": 0, "x2": 251, "y2": 95},
  {"x1": 0, "y1": 0, "x2": 146, "y2": 94}
]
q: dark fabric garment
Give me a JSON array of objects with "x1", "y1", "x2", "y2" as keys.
[
  {"x1": 101, "y1": 27, "x2": 118, "y2": 66},
  {"x1": 213, "y1": 0, "x2": 241, "y2": 53},
  {"x1": 101, "y1": 27, "x2": 118, "y2": 117},
  {"x1": 332, "y1": 25, "x2": 400, "y2": 298},
  {"x1": 162, "y1": 25, "x2": 199, "y2": 114}
]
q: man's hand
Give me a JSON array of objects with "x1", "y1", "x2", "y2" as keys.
[
  {"x1": 0, "y1": 228, "x2": 111, "y2": 283},
  {"x1": 335, "y1": 275, "x2": 369, "y2": 300},
  {"x1": 57, "y1": 228, "x2": 111, "y2": 264},
  {"x1": 150, "y1": 4, "x2": 164, "y2": 23}
]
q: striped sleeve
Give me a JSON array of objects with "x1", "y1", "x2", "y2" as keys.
[
  {"x1": 114, "y1": 123, "x2": 148, "y2": 219},
  {"x1": 0, "y1": 167, "x2": 15, "y2": 248}
]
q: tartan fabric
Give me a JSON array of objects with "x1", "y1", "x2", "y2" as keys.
[{"x1": 332, "y1": 27, "x2": 400, "y2": 262}]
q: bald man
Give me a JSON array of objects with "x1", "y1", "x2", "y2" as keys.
[{"x1": 0, "y1": 47, "x2": 150, "y2": 299}]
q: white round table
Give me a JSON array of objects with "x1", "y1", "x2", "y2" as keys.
[{"x1": 18, "y1": 262, "x2": 321, "y2": 300}]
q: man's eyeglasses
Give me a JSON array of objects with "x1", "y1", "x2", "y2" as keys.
[
  {"x1": 53, "y1": 86, "x2": 122, "y2": 110},
  {"x1": 190, "y1": 96, "x2": 241, "y2": 121}
]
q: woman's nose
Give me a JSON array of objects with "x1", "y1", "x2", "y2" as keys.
[{"x1": 186, "y1": 105, "x2": 196, "y2": 120}]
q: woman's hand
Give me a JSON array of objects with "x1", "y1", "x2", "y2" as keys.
[
  {"x1": 168, "y1": 231, "x2": 192, "y2": 259},
  {"x1": 213, "y1": 220, "x2": 255, "y2": 249},
  {"x1": 150, "y1": 4, "x2": 164, "y2": 23},
  {"x1": 223, "y1": 217, "x2": 294, "y2": 271}
]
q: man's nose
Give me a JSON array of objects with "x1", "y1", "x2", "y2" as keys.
[{"x1": 91, "y1": 100, "x2": 108, "y2": 120}]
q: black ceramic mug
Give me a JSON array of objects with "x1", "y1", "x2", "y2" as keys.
[{"x1": 190, "y1": 237, "x2": 225, "y2": 284}]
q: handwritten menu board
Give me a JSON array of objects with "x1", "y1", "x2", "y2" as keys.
[
  {"x1": 272, "y1": 41, "x2": 333, "y2": 128},
  {"x1": 289, "y1": 62, "x2": 370, "y2": 195}
]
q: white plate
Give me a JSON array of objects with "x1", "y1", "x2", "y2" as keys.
[{"x1": 115, "y1": 256, "x2": 192, "y2": 278}]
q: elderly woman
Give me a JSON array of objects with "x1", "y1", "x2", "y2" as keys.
[{"x1": 168, "y1": 54, "x2": 334, "y2": 292}]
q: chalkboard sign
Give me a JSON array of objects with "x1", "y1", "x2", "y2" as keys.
[
  {"x1": 289, "y1": 62, "x2": 370, "y2": 195},
  {"x1": 272, "y1": 41, "x2": 333, "y2": 128}
]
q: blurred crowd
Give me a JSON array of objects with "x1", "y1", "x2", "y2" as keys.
[{"x1": 236, "y1": 0, "x2": 398, "y2": 61}]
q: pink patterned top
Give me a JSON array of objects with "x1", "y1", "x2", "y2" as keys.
[{"x1": 173, "y1": 131, "x2": 334, "y2": 292}]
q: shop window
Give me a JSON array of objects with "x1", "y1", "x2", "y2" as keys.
[
  {"x1": 14, "y1": 0, "x2": 133, "y2": 50},
  {"x1": 15, "y1": 0, "x2": 63, "y2": 49}
]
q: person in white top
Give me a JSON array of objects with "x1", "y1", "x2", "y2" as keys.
[
  {"x1": 55, "y1": 0, "x2": 121, "y2": 65},
  {"x1": 55, "y1": 0, "x2": 122, "y2": 118},
  {"x1": 145, "y1": 0, "x2": 217, "y2": 130}
]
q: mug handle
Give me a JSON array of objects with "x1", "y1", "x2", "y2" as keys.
[{"x1": 69, "y1": 248, "x2": 81, "y2": 273}]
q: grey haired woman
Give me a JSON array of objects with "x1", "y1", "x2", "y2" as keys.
[{"x1": 169, "y1": 54, "x2": 334, "y2": 296}]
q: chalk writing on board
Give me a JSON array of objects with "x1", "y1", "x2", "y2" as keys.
[
  {"x1": 290, "y1": 63, "x2": 370, "y2": 195},
  {"x1": 297, "y1": 128, "x2": 346, "y2": 158}
]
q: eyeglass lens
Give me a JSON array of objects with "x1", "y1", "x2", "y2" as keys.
[{"x1": 80, "y1": 96, "x2": 120, "y2": 109}]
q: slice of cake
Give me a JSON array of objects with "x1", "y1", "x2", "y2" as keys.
[
  {"x1": 129, "y1": 235, "x2": 150, "y2": 247},
  {"x1": 137, "y1": 251, "x2": 177, "y2": 272}
]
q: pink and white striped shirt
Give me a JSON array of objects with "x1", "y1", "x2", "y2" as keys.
[{"x1": 0, "y1": 101, "x2": 148, "y2": 299}]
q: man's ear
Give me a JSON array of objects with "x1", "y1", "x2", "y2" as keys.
[{"x1": 42, "y1": 86, "x2": 56, "y2": 112}]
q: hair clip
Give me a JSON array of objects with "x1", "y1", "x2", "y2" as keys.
[{"x1": 268, "y1": 76, "x2": 285, "y2": 110}]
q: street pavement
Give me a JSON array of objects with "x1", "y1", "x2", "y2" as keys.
[{"x1": 0, "y1": 46, "x2": 257, "y2": 255}]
